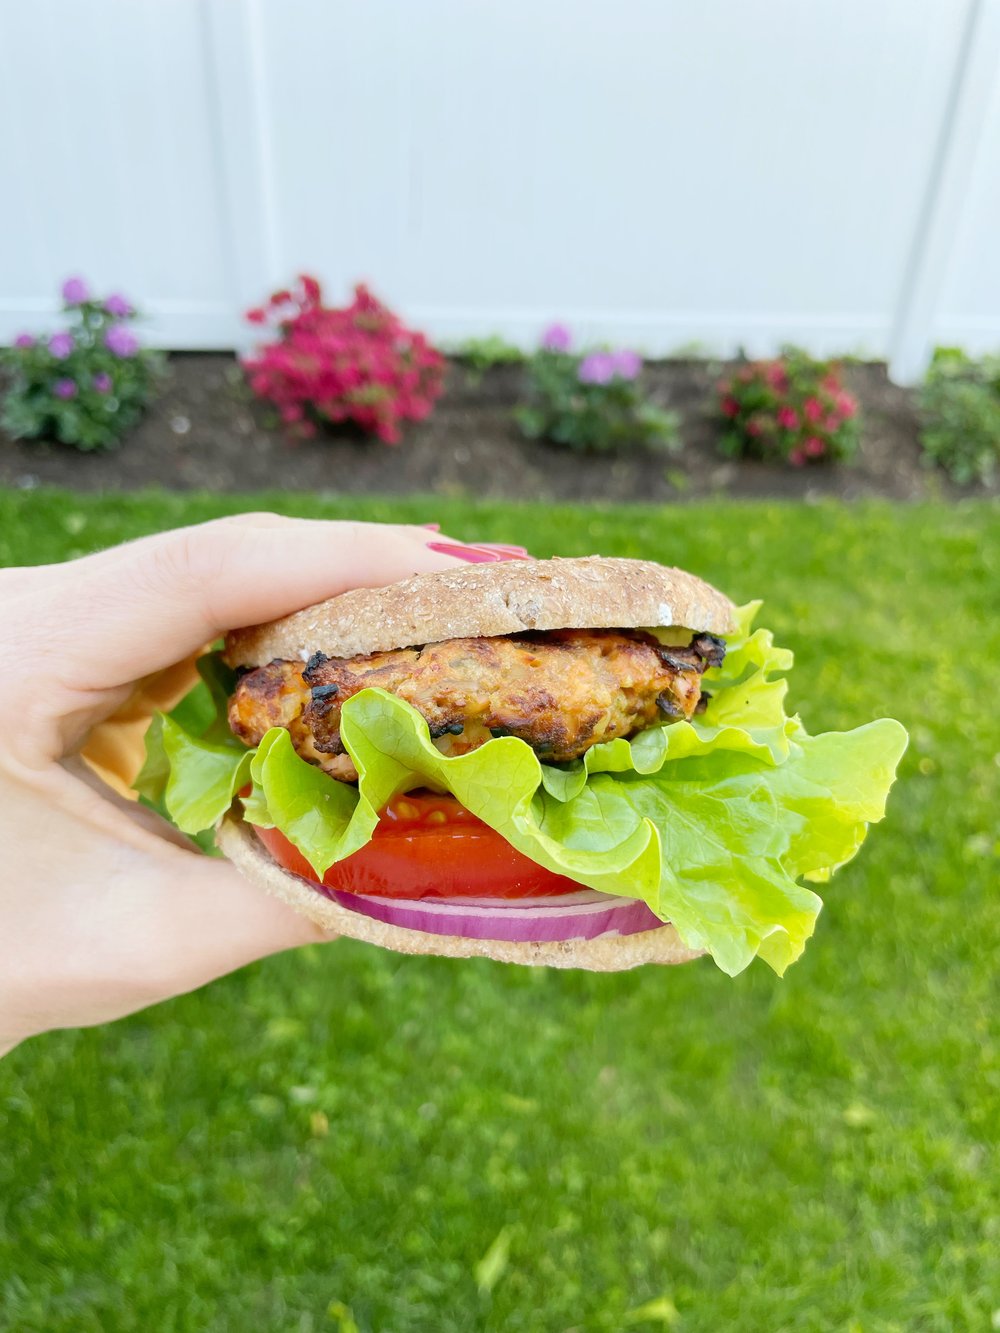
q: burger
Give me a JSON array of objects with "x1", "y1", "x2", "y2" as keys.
[{"x1": 139, "y1": 556, "x2": 907, "y2": 975}]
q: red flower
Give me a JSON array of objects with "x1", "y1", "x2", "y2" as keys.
[
  {"x1": 242, "y1": 279, "x2": 443, "y2": 443},
  {"x1": 721, "y1": 395, "x2": 740, "y2": 418},
  {"x1": 803, "y1": 397, "x2": 824, "y2": 424},
  {"x1": 746, "y1": 417, "x2": 764, "y2": 438},
  {"x1": 764, "y1": 362, "x2": 789, "y2": 391},
  {"x1": 804, "y1": 436, "x2": 826, "y2": 458},
  {"x1": 246, "y1": 308, "x2": 267, "y2": 324},
  {"x1": 777, "y1": 405, "x2": 799, "y2": 430}
]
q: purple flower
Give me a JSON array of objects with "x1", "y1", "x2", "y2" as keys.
[
  {"x1": 49, "y1": 331, "x2": 75, "y2": 359},
  {"x1": 540, "y1": 323, "x2": 572, "y2": 353},
  {"x1": 611, "y1": 349, "x2": 642, "y2": 381},
  {"x1": 93, "y1": 372, "x2": 113, "y2": 394},
  {"x1": 104, "y1": 293, "x2": 133, "y2": 318},
  {"x1": 54, "y1": 378, "x2": 78, "y2": 399},
  {"x1": 13, "y1": 333, "x2": 35, "y2": 349},
  {"x1": 105, "y1": 324, "x2": 139, "y2": 357},
  {"x1": 61, "y1": 276, "x2": 90, "y2": 305},
  {"x1": 577, "y1": 352, "x2": 615, "y2": 386}
]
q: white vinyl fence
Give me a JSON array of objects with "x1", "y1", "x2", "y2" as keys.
[{"x1": 1, "y1": 0, "x2": 999, "y2": 381}]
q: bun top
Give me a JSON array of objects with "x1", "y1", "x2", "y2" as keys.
[{"x1": 224, "y1": 555, "x2": 736, "y2": 667}]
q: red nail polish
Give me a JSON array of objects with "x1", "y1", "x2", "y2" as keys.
[{"x1": 426, "y1": 541, "x2": 504, "y2": 563}]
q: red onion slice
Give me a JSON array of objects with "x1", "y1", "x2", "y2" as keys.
[{"x1": 313, "y1": 881, "x2": 666, "y2": 942}]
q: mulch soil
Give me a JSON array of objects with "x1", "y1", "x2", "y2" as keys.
[{"x1": 0, "y1": 354, "x2": 990, "y2": 501}]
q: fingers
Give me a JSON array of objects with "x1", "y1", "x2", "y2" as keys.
[
  {"x1": 0, "y1": 766, "x2": 329, "y2": 1042},
  {"x1": 31, "y1": 514, "x2": 476, "y2": 693},
  {"x1": 140, "y1": 851, "x2": 329, "y2": 999}
]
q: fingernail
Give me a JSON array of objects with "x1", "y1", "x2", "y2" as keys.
[
  {"x1": 477, "y1": 543, "x2": 530, "y2": 556},
  {"x1": 426, "y1": 541, "x2": 506, "y2": 563},
  {"x1": 421, "y1": 522, "x2": 441, "y2": 531}
]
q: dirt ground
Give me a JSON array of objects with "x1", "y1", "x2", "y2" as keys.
[{"x1": 0, "y1": 353, "x2": 985, "y2": 501}]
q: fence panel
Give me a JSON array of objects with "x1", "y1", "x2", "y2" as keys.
[{"x1": 0, "y1": 0, "x2": 997, "y2": 378}]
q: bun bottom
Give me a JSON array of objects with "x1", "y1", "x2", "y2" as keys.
[{"x1": 216, "y1": 813, "x2": 704, "y2": 972}]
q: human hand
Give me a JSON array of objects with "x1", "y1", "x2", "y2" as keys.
[{"x1": 0, "y1": 513, "x2": 522, "y2": 1056}]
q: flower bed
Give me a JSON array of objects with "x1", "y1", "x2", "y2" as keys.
[{"x1": 0, "y1": 353, "x2": 983, "y2": 501}]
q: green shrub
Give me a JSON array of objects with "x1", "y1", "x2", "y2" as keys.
[
  {"x1": 515, "y1": 324, "x2": 679, "y2": 453},
  {"x1": 454, "y1": 335, "x2": 525, "y2": 384},
  {"x1": 919, "y1": 347, "x2": 1000, "y2": 484},
  {"x1": 1, "y1": 277, "x2": 164, "y2": 451},
  {"x1": 717, "y1": 347, "x2": 859, "y2": 466}
]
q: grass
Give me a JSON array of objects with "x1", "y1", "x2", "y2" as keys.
[{"x1": 0, "y1": 489, "x2": 997, "y2": 1333}]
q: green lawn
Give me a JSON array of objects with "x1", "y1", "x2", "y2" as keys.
[{"x1": 1, "y1": 490, "x2": 997, "y2": 1333}]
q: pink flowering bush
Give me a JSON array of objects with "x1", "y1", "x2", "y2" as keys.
[
  {"x1": 515, "y1": 324, "x2": 678, "y2": 453},
  {"x1": 1, "y1": 277, "x2": 163, "y2": 450},
  {"x1": 717, "y1": 348, "x2": 859, "y2": 466},
  {"x1": 242, "y1": 277, "x2": 444, "y2": 444}
]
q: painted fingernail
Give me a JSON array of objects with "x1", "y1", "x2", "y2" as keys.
[
  {"x1": 421, "y1": 522, "x2": 442, "y2": 531},
  {"x1": 426, "y1": 541, "x2": 505, "y2": 563},
  {"x1": 477, "y1": 543, "x2": 531, "y2": 556}
]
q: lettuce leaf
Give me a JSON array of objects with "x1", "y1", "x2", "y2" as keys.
[
  {"x1": 133, "y1": 653, "x2": 243, "y2": 855},
  {"x1": 144, "y1": 605, "x2": 907, "y2": 976}
]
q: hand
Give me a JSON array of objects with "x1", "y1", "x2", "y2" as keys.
[{"x1": 0, "y1": 513, "x2": 498, "y2": 1056}]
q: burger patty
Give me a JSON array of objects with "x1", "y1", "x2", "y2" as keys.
[{"x1": 229, "y1": 628, "x2": 726, "y2": 781}]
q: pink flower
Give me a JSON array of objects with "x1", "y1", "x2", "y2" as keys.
[
  {"x1": 803, "y1": 397, "x2": 824, "y2": 424},
  {"x1": 789, "y1": 447, "x2": 807, "y2": 466},
  {"x1": 54, "y1": 378, "x2": 78, "y2": 399},
  {"x1": 765, "y1": 362, "x2": 788, "y2": 391},
  {"x1": 104, "y1": 293, "x2": 133, "y2": 318},
  {"x1": 93, "y1": 372, "x2": 113, "y2": 393},
  {"x1": 49, "y1": 332, "x2": 74, "y2": 358},
  {"x1": 246, "y1": 307, "x2": 267, "y2": 325},
  {"x1": 578, "y1": 352, "x2": 615, "y2": 385},
  {"x1": 13, "y1": 333, "x2": 35, "y2": 349},
  {"x1": 541, "y1": 323, "x2": 572, "y2": 353},
  {"x1": 777, "y1": 405, "x2": 799, "y2": 430},
  {"x1": 61, "y1": 276, "x2": 89, "y2": 305},
  {"x1": 105, "y1": 324, "x2": 139, "y2": 357},
  {"x1": 299, "y1": 274, "x2": 322, "y2": 305},
  {"x1": 721, "y1": 395, "x2": 740, "y2": 418},
  {"x1": 835, "y1": 390, "x2": 857, "y2": 418},
  {"x1": 611, "y1": 348, "x2": 642, "y2": 380},
  {"x1": 745, "y1": 417, "x2": 764, "y2": 438},
  {"x1": 804, "y1": 436, "x2": 826, "y2": 458}
]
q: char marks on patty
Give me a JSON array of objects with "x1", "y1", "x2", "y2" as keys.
[{"x1": 228, "y1": 628, "x2": 725, "y2": 781}]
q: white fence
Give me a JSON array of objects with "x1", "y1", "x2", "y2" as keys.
[{"x1": 1, "y1": 0, "x2": 999, "y2": 381}]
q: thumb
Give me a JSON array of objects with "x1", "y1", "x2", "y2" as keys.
[{"x1": 32, "y1": 513, "x2": 473, "y2": 693}]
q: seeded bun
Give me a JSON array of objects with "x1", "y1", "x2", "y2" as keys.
[
  {"x1": 216, "y1": 813, "x2": 704, "y2": 972},
  {"x1": 224, "y1": 556, "x2": 736, "y2": 667}
]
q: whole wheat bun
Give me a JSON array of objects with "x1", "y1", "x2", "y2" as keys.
[
  {"x1": 216, "y1": 813, "x2": 704, "y2": 972},
  {"x1": 224, "y1": 555, "x2": 735, "y2": 666}
]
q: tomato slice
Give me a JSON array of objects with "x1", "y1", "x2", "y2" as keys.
[{"x1": 253, "y1": 791, "x2": 584, "y2": 900}]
